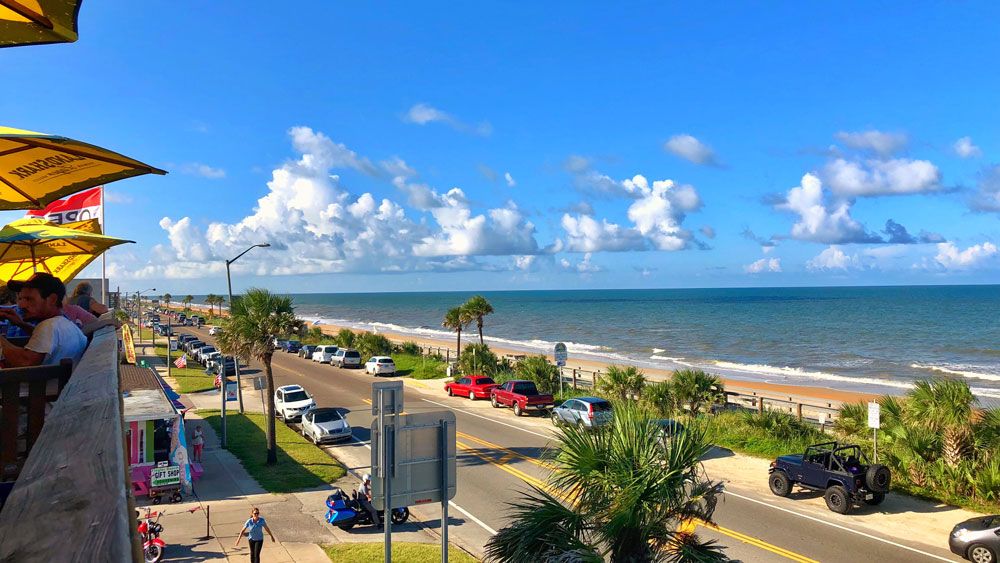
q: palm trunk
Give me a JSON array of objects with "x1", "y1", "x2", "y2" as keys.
[
  {"x1": 456, "y1": 328, "x2": 462, "y2": 360},
  {"x1": 478, "y1": 318, "x2": 484, "y2": 345},
  {"x1": 264, "y1": 353, "x2": 278, "y2": 465}
]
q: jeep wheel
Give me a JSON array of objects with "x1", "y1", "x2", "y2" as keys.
[
  {"x1": 863, "y1": 492, "x2": 885, "y2": 506},
  {"x1": 865, "y1": 464, "x2": 891, "y2": 493},
  {"x1": 768, "y1": 471, "x2": 791, "y2": 497},
  {"x1": 824, "y1": 485, "x2": 851, "y2": 514}
]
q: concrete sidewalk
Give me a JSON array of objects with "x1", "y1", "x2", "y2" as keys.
[{"x1": 136, "y1": 343, "x2": 441, "y2": 562}]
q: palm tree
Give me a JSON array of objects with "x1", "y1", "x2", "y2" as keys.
[
  {"x1": 670, "y1": 370, "x2": 725, "y2": 415},
  {"x1": 642, "y1": 380, "x2": 676, "y2": 418},
  {"x1": 162, "y1": 293, "x2": 172, "y2": 307},
  {"x1": 336, "y1": 328, "x2": 356, "y2": 349},
  {"x1": 442, "y1": 306, "x2": 471, "y2": 360},
  {"x1": 182, "y1": 295, "x2": 194, "y2": 310},
  {"x1": 215, "y1": 288, "x2": 297, "y2": 465},
  {"x1": 217, "y1": 295, "x2": 226, "y2": 318},
  {"x1": 462, "y1": 295, "x2": 494, "y2": 345},
  {"x1": 906, "y1": 378, "x2": 977, "y2": 468},
  {"x1": 597, "y1": 365, "x2": 646, "y2": 402},
  {"x1": 485, "y1": 402, "x2": 727, "y2": 562},
  {"x1": 204, "y1": 294, "x2": 217, "y2": 315}
]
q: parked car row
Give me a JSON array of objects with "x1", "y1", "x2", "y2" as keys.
[
  {"x1": 176, "y1": 333, "x2": 235, "y2": 375},
  {"x1": 273, "y1": 384, "x2": 352, "y2": 444}
]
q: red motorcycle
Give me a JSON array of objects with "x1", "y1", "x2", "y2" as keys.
[{"x1": 137, "y1": 509, "x2": 166, "y2": 563}]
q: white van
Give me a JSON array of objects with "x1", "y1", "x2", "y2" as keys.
[{"x1": 311, "y1": 345, "x2": 339, "y2": 363}]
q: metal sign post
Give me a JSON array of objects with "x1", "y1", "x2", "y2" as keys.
[
  {"x1": 440, "y1": 417, "x2": 449, "y2": 563},
  {"x1": 868, "y1": 402, "x2": 881, "y2": 463},
  {"x1": 373, "y1": 381, "x2": 403, "y2": 563},
  {"x1": 554, "y1": 343, "x2": 567, "y2": 397}
]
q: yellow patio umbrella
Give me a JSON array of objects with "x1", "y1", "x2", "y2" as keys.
[
  {"x1": 0, "y1": 0, "x2": 81, "y2": 48},
  {"x1": 0, "y1": 217, "x2": 132, "y2": 282},
  {"x1": 0, "y1": 126, "x2": 166, "y2": 210}
]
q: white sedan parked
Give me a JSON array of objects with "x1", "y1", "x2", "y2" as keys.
[
  {"x1": 300, "y1": 408, "x2": 352, "y2": 444},
  {"x1": 365, "y1": 356, "x2": 396, "y2": 376}
]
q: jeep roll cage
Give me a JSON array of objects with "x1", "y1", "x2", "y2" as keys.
[{"x1": 803, "y1": 441, "x2": 871, "y2": 473}]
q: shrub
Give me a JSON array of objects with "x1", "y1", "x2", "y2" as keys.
[
  {"x1": 356, "y1": 332, "x2": 392, "y2": 359},
  {"x1": 597, "y1": 365, "x2": 645, "y2": 402},
  {"x1": 458, "y1": 343, "x2": 498, "y2": 376},
  {"x1": 398, "y1": 341, "x2": 422, "y2": 356},
  {"x1": 515, "y1": 355, "x2": 560, "y2": 394},
  {"x1": 641, "y1": 381, "x2": 675, "y2": 417},
  {"x1": 670, "y1": 369, "x2": 725, "y2": 415},
  {"x1": 336, "y1": 328, "x2": 357, "y2": 349}
]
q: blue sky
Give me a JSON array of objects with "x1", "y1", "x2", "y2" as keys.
[{"x1": 3, "y1": 2, "x2": 999, "y2": 294}]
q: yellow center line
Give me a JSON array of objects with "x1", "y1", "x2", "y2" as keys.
[
  {"x1": 694, "y1": 520, "x2": 819, "y2": 563},
  {"x1": 456, "y1": 430, "x2": 556, "y2": 472}
]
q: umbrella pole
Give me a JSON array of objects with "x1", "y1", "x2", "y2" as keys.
[{"x1": 30, "y1": 244, "x2": 37, "y2": 273}]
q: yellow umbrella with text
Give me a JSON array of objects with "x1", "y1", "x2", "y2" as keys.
[
  {"x1": 0, "y1": 217, "x2": 132, "y2": 282},
  {"x1": 0, "y1": 126, "x2": 166, "y2": 210},
  {"x1": 0, "y1": 0, "x2": 81, "y2": 48}
]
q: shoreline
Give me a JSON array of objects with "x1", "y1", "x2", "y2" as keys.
[{"x1": 309, "y1": 320, "x2": 878, "y2": 405}]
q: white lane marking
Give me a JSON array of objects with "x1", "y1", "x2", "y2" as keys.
[
  {"x1": 347, "y1": 432, "x2": 498, "y2": 536},
  {"x1": 420, "y1": 398, "x2": 554, "y2": 440},
  {"x1": 723, "y1": 490, "x2": 954, "y2": 562}
]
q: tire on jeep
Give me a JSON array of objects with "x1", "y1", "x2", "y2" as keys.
[
  {"x1": 824, "y1": 485, "x2": 852, "y2": 514},
  {"x1": 864, "y1": 464, "x2": 891, "y2": 493},
  {"x1": 768, "y1": 471, "x2": 792, "y2": 497}
]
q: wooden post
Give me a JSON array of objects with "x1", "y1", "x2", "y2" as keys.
[
  {"x1": 445, "y1": 349, "x2": 450, "y2": 362},
  {"x1": 592, "y1": 370, "x2": 598, "y2": 388},
  {"x1": 758, "y1": 397, "x2": 765, "y2": 414},
  {"x1": 796, "y1": 403, "x2": 803, "y2": 420},
  {"x1": 572, "y1": 369, "x2": 578, "y2": 390}
]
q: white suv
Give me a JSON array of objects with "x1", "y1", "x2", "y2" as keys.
[
  {"x1": 365, "y1": 356, "x2": 396, "y2": 376},
  {"x1": 274, "y1": 384, "x2": 316, "y2": 421},
  {"x1": 311, "y1": 345, "x2": 339, "y2": 363}
]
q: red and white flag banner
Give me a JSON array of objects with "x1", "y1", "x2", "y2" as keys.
[
  {"x1": 25, "y1": 186, "x2": 103, "y2": 227},
  {"x1": 174, "y1": 353, "x2": 188, "y2": 369}
]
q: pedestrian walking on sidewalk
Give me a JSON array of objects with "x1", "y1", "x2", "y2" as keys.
[
  {"x1": 234, "y1": 507, "x2": 274, "y2": 563},
  {"x1": 191, "y1": 425, "x2": 204, "y2": 462}
]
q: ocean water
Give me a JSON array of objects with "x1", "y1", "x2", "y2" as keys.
[{"x1": 226, "y1": 286, "x2": 1000, "y2": 403}]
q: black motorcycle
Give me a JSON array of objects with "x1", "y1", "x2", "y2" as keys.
[{"x1": 325, "y1": 489, "x2": 410, "y2": 531}]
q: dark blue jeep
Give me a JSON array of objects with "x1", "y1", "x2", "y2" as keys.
[{"x1": 768, "y1": 441, "x2": 891, "y2": 514}]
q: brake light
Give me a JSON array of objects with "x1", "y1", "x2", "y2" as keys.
[{"x1": 588, "y1": 405, "x2": 594, "y2": 419}]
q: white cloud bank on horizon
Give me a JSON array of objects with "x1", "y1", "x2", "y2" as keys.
[
  {"x1": 933, "y1": 241, "x2": 998, "y2": 269},
  {"x1": 403, "y1": 103, "x2": 492, "y2": 136},
  {"x1": 744, "y1": 257, "x2": 781, "y2": 273},
  {"x1": 663, "y1": 134, "x2": 718, "y2": 166}
]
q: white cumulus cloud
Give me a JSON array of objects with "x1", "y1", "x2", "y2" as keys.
[
  {"x1": 822, "y1": 158, "x2": 941, "y2": 197},
  {"x1": 744, "y1": 258, "x2": 781, "y2": 273},
  {"x1": 953, "y1": 136, "x2": 982, "y2": 159},
  {"x1": 403, "y1": 103, "x2": 492, "y2": 136},
  {"x1": 777, "y1": 173, "x2": 878, "y2": 244},
  {"x1": 180, "y1": 162, "x2": 226, "y2": 179},
  {"x1": 834, "y1": 130, "x2": 908, "y2": 156},
  {"x1": 663, "y1": 134, "x2": 718, "y2": 166},
  {"x1": 806, "y1": 246, "x2": 860, "y2": 271},
  {"x1": 504, "y1": 172, "x2": 516, "y2": 187},
  {"x1": 934, "y1": 241, "x2": 998, "y2": 269}
]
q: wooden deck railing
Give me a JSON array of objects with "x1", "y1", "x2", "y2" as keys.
[
  {"x1": 0, "y1": 327, "x2": 138, "y2": 562},
  {"x1": 0, "y1": 359, "x2": 73, "y2": 484}
]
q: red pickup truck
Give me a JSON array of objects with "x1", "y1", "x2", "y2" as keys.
[
  {"x1": 490, "y1": 380, "x2": 554, "y2": 416},
  {"x1": 445, "y1": 375, "x2": 499, "y2": 400}
]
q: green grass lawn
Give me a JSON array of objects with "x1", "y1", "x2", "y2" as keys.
[
  {"x1": 149, "y1": 343, "x2": 217, "y2": 393},
  {"x1": 322, "y1": 543, "x2": 478, "y2": 563},
  {"x1": 393, "y1": 353, "x2": 447, "y2": 380},
  {"x1": 198, "y1": 410, "x2": 346, "y2": 492}
]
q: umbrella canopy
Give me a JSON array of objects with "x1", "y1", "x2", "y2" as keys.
[
  {"x1": 0, "y1": 217, "x2": 132, "y2": 281},
  {"x1": 0, "y1": 0, "x2": 81, "y2": 48},
  {"x1": 0, "y1": 126, "x2": 166, "y2": 210}
]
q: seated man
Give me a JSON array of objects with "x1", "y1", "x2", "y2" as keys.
[{"x1": 0, "y1": 273, "x2": 87, "y2": 368}]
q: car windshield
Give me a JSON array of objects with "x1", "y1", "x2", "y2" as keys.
[
  {"x1": 313, "y1": 410, "x2": 343, "y2": 423},
  {"x1": 345, "y1": 351, "x2": 360, "y2": 358},
  {"x1": 288, "y1": 341, "x2": 300, "y2": 346},
  {"x1": 512, "y1": 382, "x2": 538, "y2": 395},
  {"x1": 475, "y1": 378, "x2": 495, "y2": 385},
  {"x1": 377, "y1": 358, "x2": 393, "y2": 364},
  {"x1": 284, "y1": 391, "x2": 309, "y2": 402},
  {"x1": 590, "y1": 401, "x2": 613, "y2": 412},
  {"x1": 202, "y1": 346, "x2": 215, "y2": 353}
]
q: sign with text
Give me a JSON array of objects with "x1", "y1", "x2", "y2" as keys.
[
  {"x1": 25, "y1": 186, "x2": 103, "y2": 226},
  {"x1": 150, "y1": 465, "x2": 181, "y2": 487},
  {"x1": 225, "y1": 381, "x2": 238, "y2": 402},
  {"x1": 868, "y1": 402, "x2": 881, "y2": 429},
  {"x1": 122, "y1": 324, "x2": 136, "y2": 364},
  {"x1": 554, "y1": 342, "x2": 567, "y2": 367}
]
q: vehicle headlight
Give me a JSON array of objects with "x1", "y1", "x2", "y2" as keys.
[{"x1": 953, "y1": 528, "x2": 971, "y2": 539}]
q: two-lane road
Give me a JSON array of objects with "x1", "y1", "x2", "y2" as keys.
[{"x1": 180, "y1": 327, "x2": 961, "y2": 562}]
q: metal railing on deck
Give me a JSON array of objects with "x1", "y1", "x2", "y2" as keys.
[{"x1": 0, "y1": 326, "x2": 138, "y2": 562}]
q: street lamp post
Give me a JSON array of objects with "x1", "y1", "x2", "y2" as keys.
[
  {"x1": 225, "y1": 243, "x2": 270, "y2": 417},
  {"x1": 136, "y1": 288, "x2": 155, "y2": 344}
]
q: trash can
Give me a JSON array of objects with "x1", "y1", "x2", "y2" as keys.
[{"x1": 446, "y1": 363, "x2": 456, "y2": 378}]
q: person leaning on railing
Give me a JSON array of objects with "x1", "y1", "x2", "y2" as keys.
[{"x1": 0, "y1": 273, "x2": 87, "y2": 368}]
